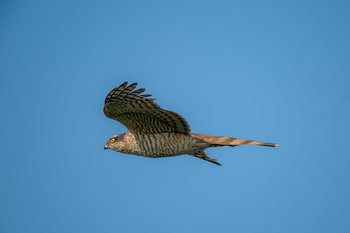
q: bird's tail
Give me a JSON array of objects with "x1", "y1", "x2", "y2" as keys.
[{"x1": 191, "y1": 133, "x2": 278, "y2": 147}]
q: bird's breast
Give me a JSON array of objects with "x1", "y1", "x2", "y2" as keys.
[{"x1": 131, "y1": 133, "x2": 199, "y2": 157}]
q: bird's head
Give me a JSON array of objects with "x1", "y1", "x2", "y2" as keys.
[{"x1": 104, "y1": 134, "x2": 125, "y2": 151}]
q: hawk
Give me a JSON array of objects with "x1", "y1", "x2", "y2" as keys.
[{"x1": 103, "y1": 82, "x2": 278, "y2": 166}]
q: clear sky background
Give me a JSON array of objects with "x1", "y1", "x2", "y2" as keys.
[{"x1": 1, "y1": 1, "x2": 350, "y2": 233}]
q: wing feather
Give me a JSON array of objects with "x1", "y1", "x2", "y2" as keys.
[{"x1": 104, "y1": 82, "x2": 191, "y2": 135}]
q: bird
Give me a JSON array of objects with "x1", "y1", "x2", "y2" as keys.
[{"x1": 103, "y1": 82, "x2": 278, "y2": 166}]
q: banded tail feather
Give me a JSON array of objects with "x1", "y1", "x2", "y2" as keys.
[{"x1": 191, "y1": 133, "x2": 278, "y2": 147}]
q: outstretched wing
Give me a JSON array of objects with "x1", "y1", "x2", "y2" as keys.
[{"x1": 103, "y1": 82, "x2": 191, "y2": 135}]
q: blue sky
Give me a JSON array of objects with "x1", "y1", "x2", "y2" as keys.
[{"x1": 1, "y1": 1, "x2": 350, "y2": 232}]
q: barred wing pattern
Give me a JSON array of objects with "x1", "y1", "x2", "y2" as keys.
[{"x1": 104, "y1": 82, "x2": 191, "y2": 135}]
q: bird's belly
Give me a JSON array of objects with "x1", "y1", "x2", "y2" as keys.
[{"x1": 133, "y1": 133, "x2": 206, "y2": 158}]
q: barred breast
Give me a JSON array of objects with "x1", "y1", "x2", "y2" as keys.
[{"x1": 133, "y1": 133, "x2": 208, "y2": 157}]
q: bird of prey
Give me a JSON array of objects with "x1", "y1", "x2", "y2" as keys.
[{"x1": 103, "y1": 82, "x2": 278, "y2": 166}]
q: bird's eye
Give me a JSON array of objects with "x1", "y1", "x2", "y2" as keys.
[{"x1": 110, "y1": 138, "x2": 115, "y2": 143}]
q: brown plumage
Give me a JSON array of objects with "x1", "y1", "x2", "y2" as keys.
[
  {"x1": 103, "y1": 82, "x2": 278, "y2": 166},
  {"x1": 191, "y1": 133, "x2": 277, "y2": 147}
]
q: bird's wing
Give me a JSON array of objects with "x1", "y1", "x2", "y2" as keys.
[{"x1": 103, "y1": 82, "x2": 191, "y2": 135}]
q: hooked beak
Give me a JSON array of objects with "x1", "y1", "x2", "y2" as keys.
[{"x1": 104, "y1": 144, "x2": 108, "y2": 150}]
